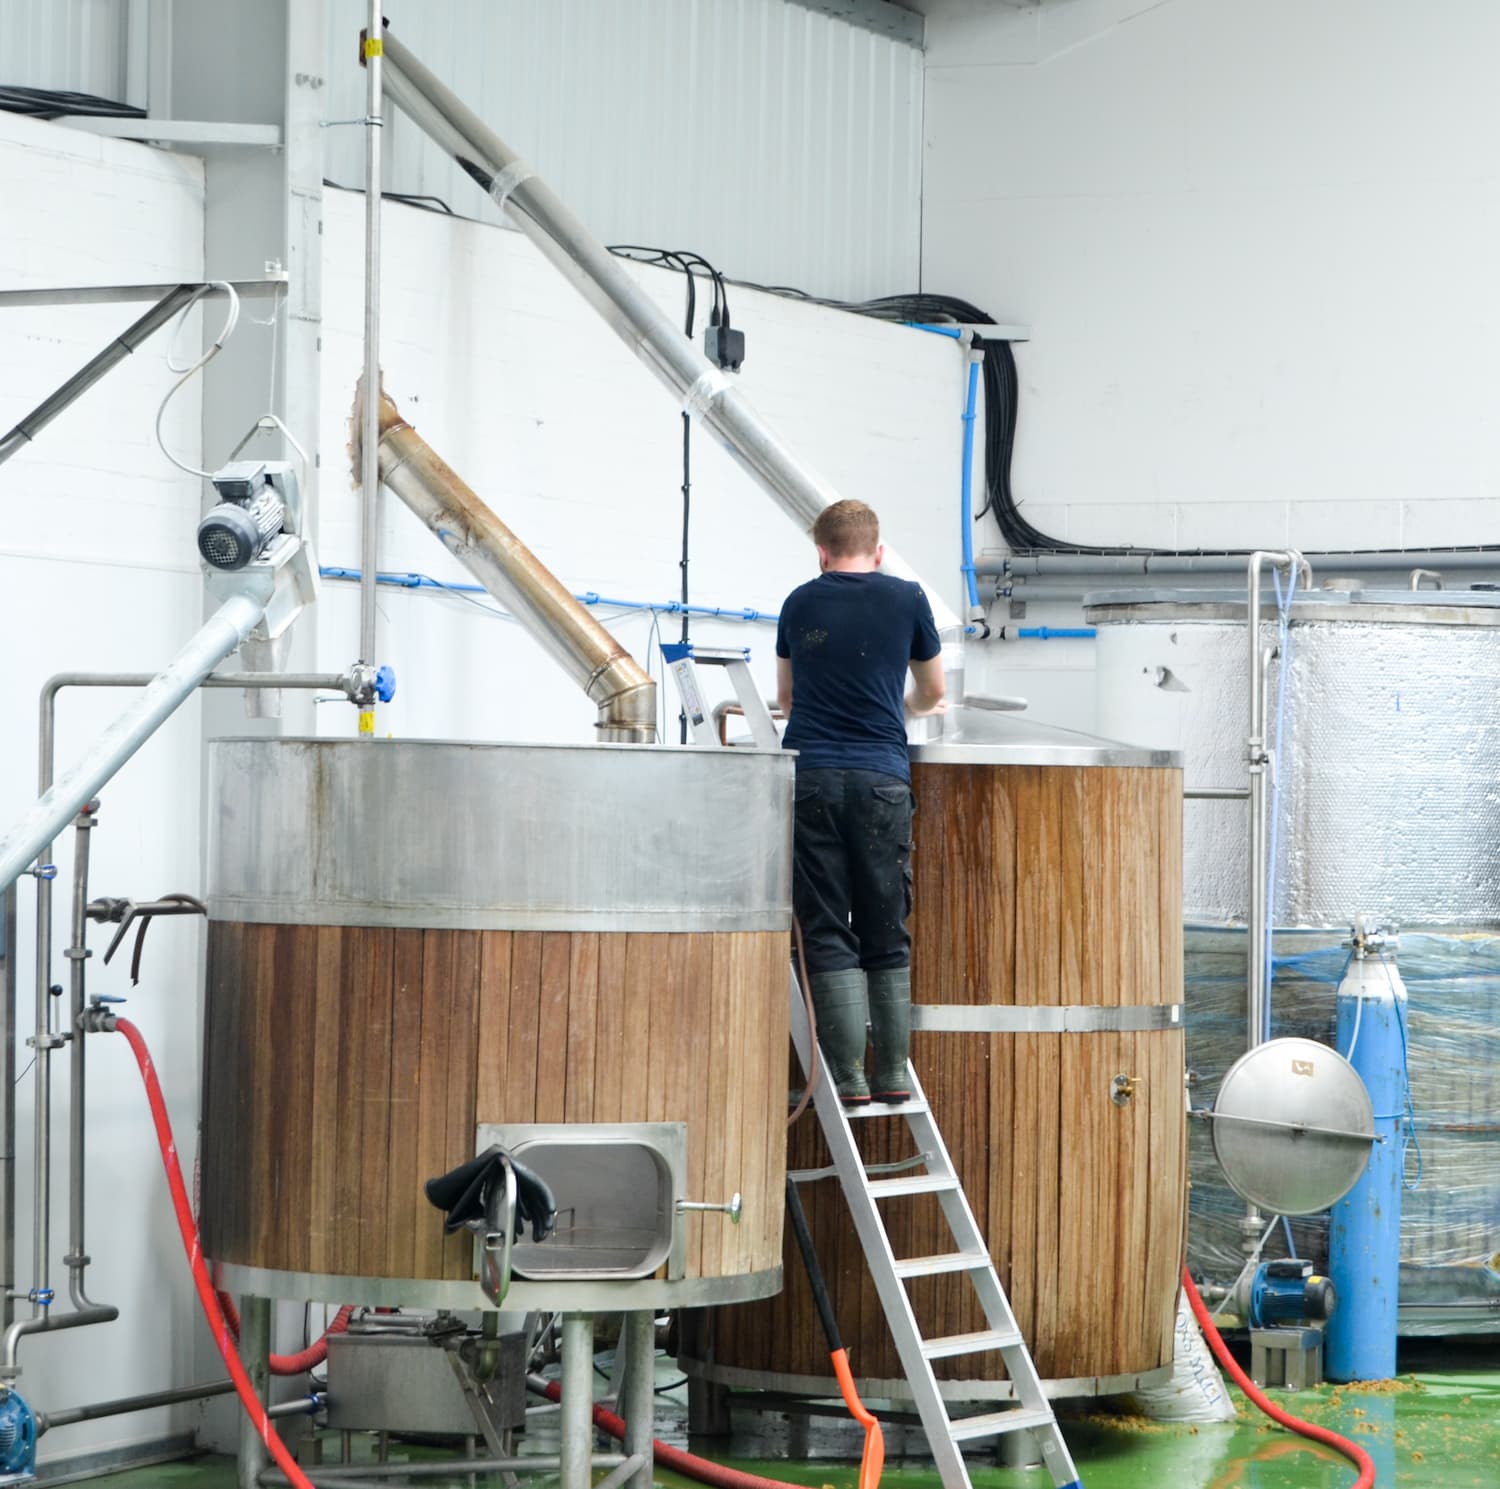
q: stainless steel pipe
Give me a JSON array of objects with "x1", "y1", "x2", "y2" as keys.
[
  {"x1": 37, "y1": 1378, "x2": 236, "y2": 1433},
  {"x1": 620, "y1": 1310, "x2": 655, "y2": 1489},
  {"x1": 374, "y1": 26, "x2": 959, "y2": 633},
  {"x1": 237, "y1": 1296, "x2": 272, "y2": 1489},
  {"x1": 357, "y1": 0, "x2": 384, "y2": 720},
  {"x1": 0, "y1": 888, "x2": 12, "y2": 1338},
  {"x1": 364, "y1": 391, "x2": 657, "y2": 741},
  {"x1": 1242, "y1": 550, "x2": 1311, "y2": 1246},
  {"x1": 0, "y1": 285, "x2": 209, "y2": 468},
  {"x1": 989, "y1": 548, "x2": 1500, "y2": 578},
  {"x1": 559, "y1": 1314, "x2": 594, "y2": 1489},
  {"x1": 0, "y1": 669, "x2": 353, "y2": 1380},
  {"x1": 64, "y1": 805, "x2": 115, "y2": 1326},
  {"x1": 1245, "y1": 550, "x2": 1311, "y2": 1058},
  {"x1": 0, "y1": 592, "x2": 267, "y2": 893}
]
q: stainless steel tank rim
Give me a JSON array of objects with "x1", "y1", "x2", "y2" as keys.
[
  {"x1": 206, "y1": 901, "x2": 792, "y2": 934},
  {"x1": 678, "y1": 1357, "x2": 1175, "y2": 1404},
  {"x1": 910, "y1": 744, "x2": 1182, "y2": 769},
  {"x1": 211, "y1": 1261, "x2": 782, "y2": 1312},
  {"x1": 211, "y1": 734, "x2": 789, "y2": 758},
  {"x1": 912, "y1": 1003, "x2": 1183, "y2": 1033}
]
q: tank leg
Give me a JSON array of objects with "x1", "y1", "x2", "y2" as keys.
[
  {"x1": 687, "y1": 1375, "x2": 731, "y2": 1437},
  {"x1": 621, "y1": 1309, "x2": 656, "y2": 1489},
  {"x1": 236, "y1": 1294, "x2": 271, "y2": 1489},
  {"x1": 559, "y1": 1313, "x2": 595, "y2": 1489}
]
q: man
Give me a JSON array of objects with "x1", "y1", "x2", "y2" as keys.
[{"x1": 776, "y1": 499, "x2": 946, "y2": 1106}]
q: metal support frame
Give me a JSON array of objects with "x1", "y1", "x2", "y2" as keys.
[
  {"x1": 237, "y1": 1296, "x2": 272, "y2": 1489},
  {"x1": 619, "y1": 1311, "x2": 656, "y2": 1489},
  {"x1": 0, "y1": 670, "x2": 352, "y2": 1383},
  {"x1": 559, "y1": 1315, "x2": 594, "y2": 1489},
  {"x1": 357, "y1": 0, "x2": 384, "y2": 732},
  {"x1": 1242, "y1": 549, "x2": 1311, "y2": 1251}
]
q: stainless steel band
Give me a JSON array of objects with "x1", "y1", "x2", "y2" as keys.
[{"x1": 912, "y1": 1003, "x2": 1183, "y2": 1033}]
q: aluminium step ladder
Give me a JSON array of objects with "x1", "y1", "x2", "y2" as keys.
[
  {"x1": 660, "y1": 641, "x2": 780, "y2": 749},
  {"x1": 788, "y1": 974, "x2": 1083, "y2": 1489}
]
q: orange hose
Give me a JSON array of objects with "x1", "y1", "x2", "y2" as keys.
[
  {"x1": 1182, "y1": 1267, "x2": 1376, "y2": 1489},
  {"x1": 831, "y1": 1347, "x2": 885, "y2": 1489},
  {"x1": 112, "y1": 1019, "x2": 317, "y2": 1489}
]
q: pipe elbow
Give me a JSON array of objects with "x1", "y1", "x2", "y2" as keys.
[{"x1": 594, "y1": 671, "x2": 657, "y2": 744}]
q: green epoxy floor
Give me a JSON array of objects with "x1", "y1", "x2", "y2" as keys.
[{"x1": 63, "y1": 1339, "x2": 1500, "y2": 1489}]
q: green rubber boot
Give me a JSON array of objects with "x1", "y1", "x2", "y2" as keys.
[
  {"x1": 867, "y1": 967, "x2": 912, "y2": 1102},
  {"x1": 808, "y1": 969, "x2": 871, "y2": 1106}
]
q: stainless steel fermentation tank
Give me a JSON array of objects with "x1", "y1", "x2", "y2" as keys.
[
  {"x1": 199, "y1": 737, "x2": 794, "y2": 1313},
  {"x1": 1088, "y1": 586, "x2": 1500, "y2": 1330}
]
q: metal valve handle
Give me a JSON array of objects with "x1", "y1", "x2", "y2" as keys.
[{"x1": 676, "y1": 1192, "x2": 742, "y2": 1225}]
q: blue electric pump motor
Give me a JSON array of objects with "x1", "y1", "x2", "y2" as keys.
[
  {"x1": 1249, "y1": 1259, "x2": 1337, "y2": 1329},
  {"x1": 0, "y1": 1388, "x2": 37, "y2": 1485}
]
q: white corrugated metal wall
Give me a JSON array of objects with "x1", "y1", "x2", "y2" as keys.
[
  {"x1": 0, "y1": 0, "x2": 130, "y2": 101},
  {"x1": 0, "y1": 0, "x2": 924, "y2": 301},
  {"x1": 323, "y1": 0, "x2": 924, "y2": 300}
]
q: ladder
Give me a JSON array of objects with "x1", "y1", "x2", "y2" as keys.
[
  {"x1": 788, "y1": 975, "x2": 1083, "y2": 1489},
  {"x1": 660, "y1": 642, "x2": 780, "y2": 749}
]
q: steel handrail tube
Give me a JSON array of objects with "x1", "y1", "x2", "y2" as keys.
[
  {"x1": 1242, "y1": 548, "x2": 1311, "y2": 1248},
  {"x1": 374, "y1": 26, "x2": 960, "y2": 633},
  {"x1": 0, "y1": 668, "x2": 356, "y2": 1378},
  {"x1": 367, "y1": 392, "x2": 657, "y2": 741},
  {"x1": 358, "y1": 0, "x2": 384, "y2": 703},
  {"x1": 0, "y1": 284, "x2": 209, "y2": 468},
  {"x1": 0, "y1": 592, "x2": 268, "y2": 894}
]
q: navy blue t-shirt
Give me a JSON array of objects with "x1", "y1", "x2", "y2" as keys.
[{"x1": 776, "y1": 570, "x2": 942, "y2": 783}]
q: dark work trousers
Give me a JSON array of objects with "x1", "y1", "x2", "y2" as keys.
[{"x1": 792, "y1": 767, "x2": 915, "y2": 975}]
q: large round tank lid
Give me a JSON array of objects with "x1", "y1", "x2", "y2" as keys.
[{"x1": 1209, "y1": 1037, "x2": 1375, "y2": 1216}]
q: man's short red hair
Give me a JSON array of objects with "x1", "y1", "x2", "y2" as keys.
[{"x1": 812, "y1": 500, "x2": 880, "y2": 559}]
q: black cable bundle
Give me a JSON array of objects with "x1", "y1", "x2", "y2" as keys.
[{"x1": 0, "y1": 85, "x2": 144, "y2": 120}]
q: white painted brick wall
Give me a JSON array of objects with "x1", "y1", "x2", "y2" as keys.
[
  {"x1": 313, "y1": 189, "x2": 967, "y2": 744},
  {"x1": 922, "y1": 0, "x2": 1500, "y2": 554},
  {"x1": 0, "y1": 110, "x2": 211, "y2": 1467}
]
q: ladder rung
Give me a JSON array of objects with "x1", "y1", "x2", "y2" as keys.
[
  {"x1": 947, "y1": 1406, "x2": 1057, "y2": 1443},
  {"x1": 866, "y1": 1174, "x2": 956, "y2": 1200},
  {"x1": 843, "y1": 1099, "x2": 929, "y2": 1119},
  {"x1": 920, "y1": 1328, "x2": 1024, "y2": 1360},
  {"x1": 891, "y1": 1250, "x2": 992, "y2": 1279}
]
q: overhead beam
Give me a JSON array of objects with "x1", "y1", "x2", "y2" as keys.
[{"x1": 788, "y1": 0, "x2": 925, "y2": 47}]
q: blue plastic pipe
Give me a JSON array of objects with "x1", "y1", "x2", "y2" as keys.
[
  {"x1": 959, "y1": 355, "x2": 981, "y2": 612},
  {"x1": 319, "y1": 566, "x2": 778, "y2": 623},
  {"x1": 1016, "y1": 626, "x2": 1097, "y2": 640},
  {"x1": 907, "y1": 323, "x2": 983, "y2": 617},
  {"x1": 1326, "y1": 957, "x2": 1408, "y2": 1382}
]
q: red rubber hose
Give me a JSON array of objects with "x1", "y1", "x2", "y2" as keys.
[
  {"x1": 217, "y1": 1294, "x2": 354, "y2": 1376},
  {"x1": 112, "y1": 1019, "x2": 317, "y2": 1489},
  {"x1": 535, "y1": 1378, "x2": 807, "y2": 1489},
  {"x1": 1182, "y1": 1267, "x2": 1376, "y2": 1489}
]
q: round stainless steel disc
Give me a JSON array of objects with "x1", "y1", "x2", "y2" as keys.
[{"x1": 1210, "y1": 1036, "x2": 1375, "y2": 1216}]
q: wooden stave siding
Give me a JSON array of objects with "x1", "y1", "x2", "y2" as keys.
[
  {"x1": 703, "y1": 764, "x2": 1187, "y2": 1384},
  {"x1": 200, "y1": 925, "x2": 789, "y2": 1284}
]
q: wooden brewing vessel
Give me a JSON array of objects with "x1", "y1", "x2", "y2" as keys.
[
  {"x1": 198, "y1": 737, "x2": 794, "y2": 1307},
  {"x1": 688, "y1": 725, "x2": 1188, "y2": 1396}
]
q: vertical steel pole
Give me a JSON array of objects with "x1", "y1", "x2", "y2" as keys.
[
  {"x1": 236, "y1": 1294, "x2": 272, "y2": 1489},
  {"x1": 559, "y1": 1313, "x2": 594, "y2": 1489},
  {"x1": 0, "y1": 885, "x2": 14, "y2": 1333},
  {"x1": 358, "y1": 2, "x2": 384, "y2": 735},
  {"x1": 620, "y1": 1310, "x2": 656, "y2": 1489},
  {"x1": 1243, "y1": 549, "x2": 1310, "y2": 1256}
]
